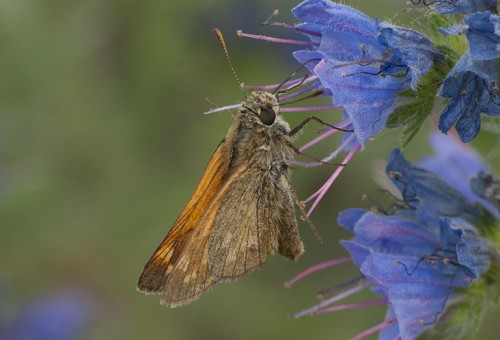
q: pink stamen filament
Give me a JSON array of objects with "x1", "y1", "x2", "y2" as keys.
[
  {"x1": 317, "y1": 276, "x2": 363, "y2": 298},
  {"x1": 305, "y1": 143, "x2": 360, "y2": 216},
  {"x1": 320, "y1": 133, "x2": 355, "y2": 163},
  {"x1": 237, "y1": 31, "x2": 319, "y2": 46},
  {"x1": 290, "y1": 280, "x2": 371, "y2": 319},
  {"x1": 351, "y1": 318, "x2": 396, "y2": 340},
  {"x1": 279, "y1": 84, "x2": 320, "y2": 102},
  {"x1": 285, "y1": 257, "x2": 352, "y2": 288},
  {"x1": 291, "y1": 133, "x2": 356, "y2": 168},
  {"x1": 298, "y1": 120, "x2": 351, "y2": 153},
  {"x1": 316, "y1": 300, "x2": 388, "y2": 315},
  {"x1": 264, "y1": 22, "x2": 322, "y2": 37}
]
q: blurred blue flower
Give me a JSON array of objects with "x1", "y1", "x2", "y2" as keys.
[
  {"x1": 471, "y1": 171, "x2": 500, "y2": 212},
  {"x1": 292, "y1": 0, "x2": 440, "y2": 148},
  {"x1": 421, "y1": 133, "x2": 499, "y2": 217},
  {"x1": 0, "y1": 290, "x2": 90, "y2": 340},
  {"x1": 386, "y1": 148, "x2": 481, "y2": 225}
]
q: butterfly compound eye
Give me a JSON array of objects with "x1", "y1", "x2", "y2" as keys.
[{"x1": 259, "y1": 106, "x2": 276, "y2": 126}]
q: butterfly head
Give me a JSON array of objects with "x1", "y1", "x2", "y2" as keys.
[{"x1": 240, "y1": 91, "x2": 281, "y2": 127}]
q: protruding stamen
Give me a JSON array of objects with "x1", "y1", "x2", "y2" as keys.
[
  {"x1": 290, "y1": 280, "x2": 371, "y2": 319},
  {"x1": 280, "y1": 105, "x2": 334, "y2": 113},
  {"x1": 285, "y1": 257, "x2": 352, "y2": 288},
  {"x1": 351, "y1": 319, "x2": 396, "y2": 340},
  {"x1": 237, "y1": 30, "x2": 319, "y2": 46},
  {"x1": 299, "y1": 120, "x2": 352, "y2": 153},
  {"x1": 316, "y1": 300, "x2": 388, "y2": 315},
  {"x1": 305, "y1": 143, "x2": 360, "y2": 216}
]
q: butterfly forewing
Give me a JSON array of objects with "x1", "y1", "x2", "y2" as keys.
[{"x1": 137, "y1": 139, "x2": 233, "y2": 293}]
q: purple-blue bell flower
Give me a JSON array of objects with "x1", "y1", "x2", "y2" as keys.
[
  {"x1": 464, "y1": 12, "x2": 500, "y2": 60},
  {"x1": 440, "y1": 11, "x2": 500, "y2": 61},
  {"x1": 292, "y1": 0, "x2": 382, "y2": 61},
  {"x1": 338, "y1": 211, "x2": 440, "y2": 258},
  {"x1": 376, "y1": 21, "x2": 443, "y2": 90},
  {"x1": 433, "y1": 0, "x2": 499, "y2": 14},
  {"x1": 294, "y1": 52, "x2": 408, "y2": 148},
  {"x1": 438, "y1": 52, "x2": 500, "y2": 142},
  {"x1": 335, "y1": 146, "x2": 494, "y2": 339},
  {"x1": 291, "y1": 0, "x2": 440, "y2": 147},
  {"x1": 338, "y1": 209, "x2": 490, "y2": 339},
  {"x1": 441, "y1": 218, "x2": 491, "y2": 279}
]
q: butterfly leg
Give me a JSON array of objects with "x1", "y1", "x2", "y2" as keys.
[{"x1": 289, "y1": 116, "x2": 353, "y2": 137}]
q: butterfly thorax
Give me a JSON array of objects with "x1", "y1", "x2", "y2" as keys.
[{"x1": 227, "y1": 91, "x2": 294, "y2": 175}]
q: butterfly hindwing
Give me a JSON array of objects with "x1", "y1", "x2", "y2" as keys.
[{"x1": 207, "y1": 162, "x2": 303, "y2": 280}]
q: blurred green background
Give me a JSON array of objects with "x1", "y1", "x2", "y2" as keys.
[{"x1": 1, "y1": 0, "x2": 499, "y2": 339}]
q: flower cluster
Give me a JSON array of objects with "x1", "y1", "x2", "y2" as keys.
[
  {"x1": 236, "y1": 2, "x2": 500, "y2": 337},
  {"x1": 291, "y1": 0, "x2": 441, "y2": 148},
  {"x1": 288, "y1": 134, "x2": 499, "y2": 339}
]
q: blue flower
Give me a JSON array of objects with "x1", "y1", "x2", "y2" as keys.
[
  {"x1": 292, "y1": 0, "x2": 440, "y2": 147},
  {"x1": 0, "y1": 290, "x2": 90, "y2": 340},
  {"x1": 338, "y1": 211, "x2": 490, "y2": 339},
  {"x1": 335, "y1": 149, "x2": 492, "y2": 339},
  {"x1": 471, "y1": 171, "x2": 500, "y2": 212},
  {"x1": 464, "y1": 12, "x2": 500, "y2": 60},
  {"x1": 376, "y1": 21, "x2": 442, "y2": 89},
  {"x1": 433, "y1": 0, "x2": 499, "y2": 14},
  {"x1": 437, "y1": 52, "x2": 500, "y2": 142},
  {"x1": 436, "y1": 3, "x2": 500, "y2": 142},
  {"x1": 440, "y1": 11, "x2": 500, "y2": 61},
  {"x1": 420, "y1": 133, "x2": 499, "y2": 217}
]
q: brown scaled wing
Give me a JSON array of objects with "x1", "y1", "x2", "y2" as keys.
[
  {"x1": 137, "y1": 139, "x2": 303, "y2": 307},
  {"x1": 137, "y1": 139, "x2": 232, "y2": 300}
]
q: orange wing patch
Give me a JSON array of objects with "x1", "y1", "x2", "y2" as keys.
[{"x1": 137, "y1": 139, "x2": 232, "y2": 293}]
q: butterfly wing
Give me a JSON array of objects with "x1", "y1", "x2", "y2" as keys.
[
  {"x1": 159, "y1": 158, "x2": 255, "y2": 306},
  {"x1": 207, "y1": 163, "x2": 304, "y2": 280},
  {"x1": 137, "y1": 138, "x2": 232, "y2": 294}
]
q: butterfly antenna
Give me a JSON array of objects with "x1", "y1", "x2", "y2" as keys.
[{"x1": 212, "y1": 28, "x2": 246, "y2": 97}]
